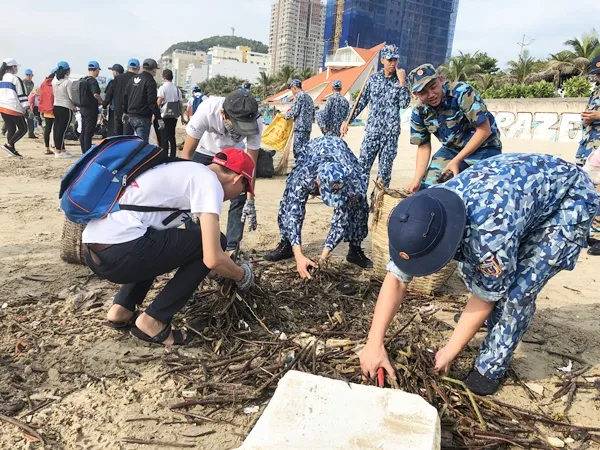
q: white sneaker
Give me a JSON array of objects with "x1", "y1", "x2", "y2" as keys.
[{"x1": 55, "y1": 152, "x2": 73, "y2": 159}]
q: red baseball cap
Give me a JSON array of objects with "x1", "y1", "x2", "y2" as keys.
[{"x1": 212, "y1": 148, "x2": 255, "y2": 195}]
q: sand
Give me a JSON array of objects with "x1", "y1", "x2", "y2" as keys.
[{"x1": 1, "y1": 125, "x2": 599, "y2": 449}]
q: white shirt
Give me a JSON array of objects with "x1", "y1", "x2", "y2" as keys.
[
  {"x1": 185, "y1": 96, "x2": 263, "y2": 157},
  {"x1": 157, "y1": 81, "x2": 182, "y2": 116},
  {"x1": 52, "y1": 78, "x2": 74, "y2": 110},
  {"x1": 187, "y1": 94, "x2": 207, "y2": 107},
  {"x1": 82, "y1": 162, "x2": 224, "y2": 244}
]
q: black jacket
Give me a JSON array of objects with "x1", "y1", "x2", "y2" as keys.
[
  {"x1": 103, "y1": 71, "x2": 136, "y2": 115},
  {"x1": 122, "y1": 71, "x2": 161, "y2": 119}
]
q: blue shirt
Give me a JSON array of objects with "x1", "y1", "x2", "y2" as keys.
[{"x1": 284, "y1": 90, "x2": 315, "y2": 132}]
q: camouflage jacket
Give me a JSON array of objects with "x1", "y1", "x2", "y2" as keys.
[
  {"x1": 580, "y1": 85, "x2": 600, "y2": 151},
  {"x1": 284, "y1": 90, "x2": 315, "y2": 132},
  {"x1": 410, "y1": 81, "x2": 502, "y2": 152},
  {"x1": 317, "y1": 92, "x2": 350, "y2": 137}
]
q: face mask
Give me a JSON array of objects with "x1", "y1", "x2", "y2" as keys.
[
  {"x1": 194, "y1": 92, "x2": 201, "y2": 97},
  {"x1": 223, "y1": 120, "x2": 243, "y2": 143}
]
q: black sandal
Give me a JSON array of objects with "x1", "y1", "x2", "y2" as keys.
[
  {"x1": 130, "y1": 324, "x2": 192, "y2": 346},
  {"x1": 104, "y1": 311, "x2": 138, "y2": 330}
]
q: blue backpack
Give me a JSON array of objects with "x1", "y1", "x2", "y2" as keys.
[
  {"x1": 192, "y1": 95, "x2": 203, "y2": 115},
  {"x1": 59, "y1": 136, "x2": 189, "y2": 224}
]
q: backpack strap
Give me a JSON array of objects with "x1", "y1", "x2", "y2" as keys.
[{"x1": 118, "y1": 205, "x2": 191, "y2": 226}]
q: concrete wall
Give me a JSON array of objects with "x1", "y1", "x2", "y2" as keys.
[{"x1": 399, "y1": 98, "x2": 588, "y2": 144}]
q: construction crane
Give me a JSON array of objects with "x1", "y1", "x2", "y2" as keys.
[{"x1": 333, "y1": 0, "x2": 344, "y2": 52}]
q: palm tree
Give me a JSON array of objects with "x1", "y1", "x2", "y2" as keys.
[
  {"x1": 297, "y1": 67, "x2": 315, "y2": 81},
  {"x1": 544, "y1": 50, "x2": 590, "y2": 86},
  {"x1": 439, "y1": 51, "x2": 482, "y2": 82},
  {"x1": 506, "y1": 50, "x2": 539, "y2": 84},
  {"x1": 475, "y1": 73, "x2": 498, "y2": 91},
  {"x1": 276, "y1": 66, "x2": 298, "y2": 90},
  {"x1": 258, "y1": 72, "x2": 274, "y2": 99},
  {"x1": 564, "y1": 29, "x2": 600, "y2": 63}
]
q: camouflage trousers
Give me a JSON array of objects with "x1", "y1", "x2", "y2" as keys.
[
  {"x1": 420, "y1": 146, "x2": 502, "y2": 190},
  {"x1": 358, "y1": 130, "x2": 399, "y2": 195},
  {"x1": 575, "y1": 130, "x2": 600, "y2": 166},
  {"x1": 472, "y1": 224, "x2": 588, "y2": 380},
  {"x1": 293, "y1": 131, "x2": 311, "y2": 162}
]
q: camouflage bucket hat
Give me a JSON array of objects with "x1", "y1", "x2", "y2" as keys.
[
  {"x1": 381, "y1": 45, "x2": 399, "y2": 60},
  {"x1": 289, "y1": 79, "x2": 302, "y2": 88},
  {"x1": 408, "y1": 64, "x2": 440, "y2": 93},
  {"x1": 318, "y1": 162, "x2": 350, "y2": 208}
]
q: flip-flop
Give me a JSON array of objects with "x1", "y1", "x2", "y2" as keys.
[
  {"x1": 130, "y1": 324, "x2": 192, "y2": 346},
  {"x1": 44, "y1": 150, "x2": 53, "y2": 155},
  {"x1": 104, "y1": 311, "x2": 138, "y2": 330}
]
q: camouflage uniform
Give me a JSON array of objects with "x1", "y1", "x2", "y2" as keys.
[
  {"x1": 317, "y1": 92, "x2": 350, "y2": 137},
  {"x1": 576, "y1": 85, "x2": 600, "y2": 165},
  {"x1": 409, "y1": 64, "x2": 502, "y2": 189},
  {"x1": 388, "y1": 153, "x2": 598, "y2": 379},
  {"x1": 348, "y1": 45, "x2": 411, "y2": 192},
  {"x1": 284, "y1": 81, "x2": 315, "y2": 161},
  {"x1": 277, "y1": 136, "x2": 369, "y2": 250}
]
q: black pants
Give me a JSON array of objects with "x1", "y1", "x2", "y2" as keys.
[
  {"x1": 106, "y1": 109, "x2": 115, "y2": 137},
  {"x1": 161, "y1": 118, "x2": 178, "y2": 157},
  {"x1": 84, "y1": 228, "x2": 227, "y2": 324},
  {"x1": 27, "y1": 108, "x2": 42, "y2": 137},
  {"x1": 53, "y1": 106, "x2": 73, "y2": 150},
  {"x1": 43, "y1": 116, "x2": 54, "y2": 148},
  {"x1": 186, "y1": 152, "x2": 247, "y2": 251},
  {"x1": 113, "y1": 111, "x2": 124, "y2": 136},
  {"x1": 80, "y1": 113, "x2": 97, "y2": 153},
  {"x1": 1, "y1": 113, "x2": 28, "y2": 148}
]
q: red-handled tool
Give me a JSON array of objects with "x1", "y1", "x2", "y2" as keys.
[{"x1": 377, "y1": 368, "x2": 385, "y2": 387}]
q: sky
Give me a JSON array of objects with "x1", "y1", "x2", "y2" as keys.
[{"x1": 1, "y1": 0, "x2": 599, "y2": 83}]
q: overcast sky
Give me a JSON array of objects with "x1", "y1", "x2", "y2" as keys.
[{"x1": 1, "y1": 0, "x2": 598, "y2": 82}]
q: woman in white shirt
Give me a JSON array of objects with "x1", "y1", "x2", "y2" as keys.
[
  {"x1": 51, "y1": 61, "x2": 75, "y2": 158},
  {"x1": 0, "y1": 58, "x2": 29, "y2": 157},
  {"x1": 157, "y1": 69, "x2": 183, "y2": 157}
]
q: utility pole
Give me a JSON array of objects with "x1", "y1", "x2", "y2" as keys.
[
  {"x1": 517, "y1": 34, "x2": 534, "y2": 59},
  {"x1": 231, "y1": 27, "x2": 235, "y2": 36}
]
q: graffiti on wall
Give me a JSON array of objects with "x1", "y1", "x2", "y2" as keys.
[{"x1": 399, "y1": 108, "x2": 583, "y2": 143}]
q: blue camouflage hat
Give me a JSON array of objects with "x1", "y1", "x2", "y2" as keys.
[
  {"x1": 388, "y1": 188, "x2": 466, "y2": 276},
  {"x1": 332, "y1": 79, "x2": 342, "y2": 89},
  {"x1": 128, "y1": 58, "x2": 140, "y2": 69},
  {"x1": 381, "y1": 44, "x2": 399, "y2": 60},
  {"x1": 289, "y1": 79, "x2": 302, "y2": 88},
  {"x1": 408, "y1": 63, "x2": 440, "y2": 93},
  {"x1": 318, "y1": 162, "x2": 350, "y2": 208}
]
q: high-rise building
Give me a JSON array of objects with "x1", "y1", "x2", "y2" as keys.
[
  {"x1": 159, "y1": 49, "x2": 207, "y2": 87},
  {"x1": 269, "y1": 0, "x2": 326, "y2": 75},
  {"x1": 323, "y1": 0, "x2": 460, "y2": 71}
]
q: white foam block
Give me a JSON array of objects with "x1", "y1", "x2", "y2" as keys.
[{"x1": 237, "y1": 370, "x2": 441, "y2": 450}]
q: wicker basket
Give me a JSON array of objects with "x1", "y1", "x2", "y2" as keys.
[
  {"x1": 60, "y1": 217, "x2": 87, "y2": 265},
  {"x1": 371, "y1": 181, "x2": 456, "y2": 295}
]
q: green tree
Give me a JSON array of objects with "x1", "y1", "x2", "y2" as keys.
[
  {"x1": 563, "y1": 29, "x2": 600, "y2": 63},
  {"x1": 276, "y1": 66, "x2": 298, "y2": 90},
  {"x1": 562, "y1": 76, "x2": 593, "y2": 97},
  {"x1": 257, "y1": 71, "x2": 275, "y2": 99},
  {"x1": 472, "y1": 52, "x2": 500, "y2": 74},
  {"x1": 164, "y1": 36, "x2": 268, "y2": 55},
  {"x1": 439, "y1": 51, "x2": 482, "y2": 82},
  {"x1": 506, "y1": 50, "x2": 540, "y2": 84},
  {"x1": 546, "y1": 50, "x2": 590, "y2": 84},
  {"x1": 199, "y1": 75, "x2": 245, "y2": 97},
  {"x1": 474, "y1": 73, "x2": 498, "y2": 91},
  {"x1": 297, "y1": 67, "x2": 315, "y2": 81}
]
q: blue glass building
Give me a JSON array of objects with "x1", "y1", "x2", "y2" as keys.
[{"x1": 323, "y1": 0, "x2": 459, "y2": 70}]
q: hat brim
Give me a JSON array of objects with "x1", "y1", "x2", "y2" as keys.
[
  {"x1": 230, "y1": 116, "x2": 260, "y2": 136},
  {"x1": 412, "y1": 75, "x2": 439, "y2": 93},
  {"x1": 389, "y1": 188, "x2": 466, "y2": 277}
]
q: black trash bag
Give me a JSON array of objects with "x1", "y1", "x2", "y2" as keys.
[{"x1": 257, "y1": 148, "x2": 276, "y2": 178}]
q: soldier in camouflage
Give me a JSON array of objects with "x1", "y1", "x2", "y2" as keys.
[
  {"x1": 263, "y1": 136, "x2": 372, "y2": 277},
  {"x1": 576, "y1": 55, "x2": 600, "y2": 167},
  {"x1": 359, "y1": 153, "x2": 598, "y2": 395},
  {"x1": 317, "y1": 80, "x2": 350, "y2": 137},
  {"x1": 407, "y1": 64, "x2": 502, "y2": 191},
  {"x1": 341, "y1": 45, "x2": 410, "y2": 198},
  {"x1": 284, "y1": 79, "x2": 315, "y2": 161}
]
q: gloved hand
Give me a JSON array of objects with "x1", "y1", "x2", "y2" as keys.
[
  {"x1": 241, "y1": 199, "x2": 257, "y2": 231},
  {"x1": 157, "y1": 119, "x2": 165, "y2": 130},
  {"x1": 122, "y1": 113, "x2": 130, "y2": 124},
  {"x1": 236, "y1": 262, "x2": 254, "y2": 291}
]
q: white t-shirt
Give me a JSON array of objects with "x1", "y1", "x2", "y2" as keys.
[
  {"x1": 157, "y1": 82, "x2": 182, "y2": 116},
  {"x1": 185, "y1": 96, "x2": 263, "y2": 157},
  {"x1": 82, "y1": 162, "x2": 224, "y2": 245},
  {"x1": 187, "y1": 94, "x2": 207, "y2": 107}
]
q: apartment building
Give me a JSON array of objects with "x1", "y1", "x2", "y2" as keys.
[{"x1": 159, "y1": 49, "x2": 207, "y2": 87}]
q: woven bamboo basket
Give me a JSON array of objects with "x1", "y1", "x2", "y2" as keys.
[
  {"x1": 60, "y1": 217, "x2": 87, "y2": 265},
  {"x1": 371, "y1": 180, "x2": 456, "y2": 295}
]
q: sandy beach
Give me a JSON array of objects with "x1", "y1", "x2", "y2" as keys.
[{"x1": 1, "y1": 124, "x2": 599, "y2": 449}]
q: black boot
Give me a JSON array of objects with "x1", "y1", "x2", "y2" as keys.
[
  {"x1": 588, "y1": 241, "x2": 600, "y2": 255},
  {"x1": 264, "y1": 240, "x2": 294, "y2": 262},
  {"x1": 463, "y1": 370, "x2": 501, "y2": 396},
  {"x1": 346, "y1": 245, "x2": 373, "y2": 269}
]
